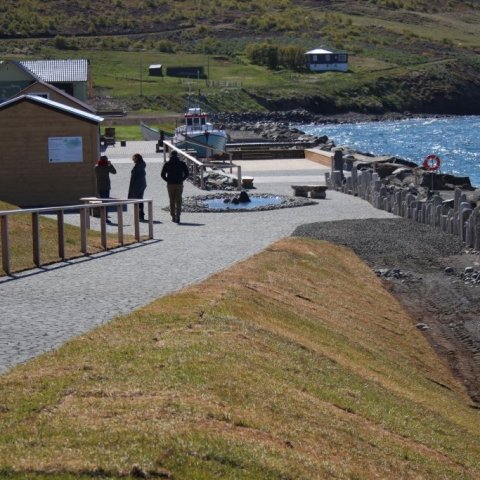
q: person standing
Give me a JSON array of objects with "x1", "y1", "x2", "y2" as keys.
[
  {"x1": 128, "y1": 153, "x2": 147, "y2": 221},
  {"x1": 161, "y1": 150, "x2": 189, "y2": 223},
  {"x1": 94, "y1": 155, "x2": 116, "y2": 199}
]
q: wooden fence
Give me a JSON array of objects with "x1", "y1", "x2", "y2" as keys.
[
  {"x1": 162, "y1": 140, "x2": 242, "y2": 190},
  {"x1": 0, "y1": 199, "x2": 153, "y2": 275}
]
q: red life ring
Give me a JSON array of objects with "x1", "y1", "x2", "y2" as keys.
[{"x1": 422, "y1": 154, "x2": 441, "y2": 172}]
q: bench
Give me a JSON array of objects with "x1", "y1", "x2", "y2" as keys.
[
  {"x1": 242, "y1": 176, "x2": 254, "y2": 188},
  {"x1": 291, "y1": 185, "x2": 328, "y2": 199}
]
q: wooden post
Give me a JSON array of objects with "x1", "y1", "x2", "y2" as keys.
[
  {"x1": 117, "y1": 205, "x2": 124, "y2": 246},
  {"x1": 237, "y1": 165, "x2": 242, "y2": 191},
  {"x1": 80, "y1": 207, "x2": 88, "y2": 254},
  {"x1": 57, "y1": 210, "x2": 65, "y2": 260},
  {"x1": 148, "y1": 201, "x2": 154, "y2": 239},
  {"x1": 134, "y1": 203, "x2": 140, "y2": 241},
  {"x1": 1, "y1": 215, "x2": 10, "y2": 275},
  {"x1": 100, "y1": 206, "x2": 107, "y2": 249},
  {"x1": 32, "y1": 212, "x2": 41, "y2": 267}
]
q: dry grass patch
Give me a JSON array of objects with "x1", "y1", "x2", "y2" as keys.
[{"x1": 0, "y1": 238, "x2": 479, "y2": 479}]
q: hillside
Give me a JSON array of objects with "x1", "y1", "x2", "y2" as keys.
[
  {"x1": 1, "y1": 237, "x2": 479, "y2": 478},
  {"x1": 2, "y1": 0, "x2": 480, "y2": 114}
]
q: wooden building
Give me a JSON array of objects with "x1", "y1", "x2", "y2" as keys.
[
  {"x1": 0, "y1": 94, "x2": 104, "y2": 207},
  {"x1": 305, "y1": 48, "x2": 348, "y2": 72},
  {"x1": 11, "y1": 80, "x2": 96, "y2": 113},
  {"x1": 0, "y1": 59, "x2": 91, "y2": 103}
]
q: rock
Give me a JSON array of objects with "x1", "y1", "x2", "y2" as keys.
[
  {"x1": 239, "y1": 191, "x2": 251, "y2": 203},
  {"x1": 416, "y1": 323, "x2": 430, "y2": 331}
]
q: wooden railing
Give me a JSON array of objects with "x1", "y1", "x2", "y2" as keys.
[
  {"x1": 163, "y1": 140, "x2": 242, "y2": 191},
  {"x1": 0, "y1": 199, "x2": 153, "y2": 275}
]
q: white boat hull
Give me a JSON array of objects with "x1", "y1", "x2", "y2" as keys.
[{"x1": 174, "y1": 131, "x2": 228, "y2": 157}]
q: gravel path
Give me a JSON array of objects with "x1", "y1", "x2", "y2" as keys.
[{"x1": 0, "y1": 143, "x2": 396, "y2": 374}]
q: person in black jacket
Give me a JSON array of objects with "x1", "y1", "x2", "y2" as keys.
[
  {"x1": 128, "y1": 153, "x2": 147, "y2": 221},
  {"x1": 161, "y1": 150, "x2": 189, "y2": 223},
  {"x1": 94, "y1": 155, "x2": 116, "y2": 199}
]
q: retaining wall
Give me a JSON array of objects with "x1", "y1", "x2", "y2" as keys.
[{"x1": 326, "y1": 167, "x2": 480, "y2": 251}]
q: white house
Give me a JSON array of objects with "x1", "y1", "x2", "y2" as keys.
[{"x1": 305, "y1": 48, "x2": 348, "y2": 72}]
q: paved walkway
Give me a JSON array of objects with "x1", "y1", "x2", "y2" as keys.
[{"x1": 0, "y1": 142, "x2": 396, "y2": 374}]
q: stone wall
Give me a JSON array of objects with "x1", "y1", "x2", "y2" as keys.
[{"x1": 326, "y1": 167, "x2": 480, "y2": 251}]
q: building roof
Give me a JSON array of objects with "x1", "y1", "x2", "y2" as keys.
[
  {"x1": 0, "y1": 94, "x2": 103, "y2": 123},
  {"x1": 19, "y1": 59, "x2": 89, "y2": 83},
  {"x1": 305, "y1": 49, "x2": 333, "y2": 55},
  {"x1": 12, "y1": 80, "x2": 96, "y2": 113}
]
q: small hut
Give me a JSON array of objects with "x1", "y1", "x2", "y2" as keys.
[
  {"x1": 148, "y1": 64, "x2": 163, "y2": 77},
  {"x1": 0, "y1": 94, "x2": 104, "y2": 207}
]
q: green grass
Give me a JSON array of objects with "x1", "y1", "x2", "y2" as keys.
[
  {"x1": 3, "y1": 1, "x2": 480, "y2": 115},
  {"x1": 1, "y1": 238, "x2": 479, "y2": 478}
]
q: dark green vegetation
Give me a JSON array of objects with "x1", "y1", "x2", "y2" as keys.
[{"x1": 2, "y1": 0, "x2": 480, "y2": 115}]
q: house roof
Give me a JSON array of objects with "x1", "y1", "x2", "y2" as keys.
[
  {"x1": 12, "y1": 80, "x2": 96, "y2": 113},
  {"x1": 306, "y1": 49, "x2": 333, "y2": 55},
  {"x1": 0, "y1": 94, "x2": 103, "y2": 123},
  {"x1": 19, "y1": 59, "x2": 89, "y2": 83},
  {"x1": 0, "y1": 60, "x2": 42, "y2": 81}
]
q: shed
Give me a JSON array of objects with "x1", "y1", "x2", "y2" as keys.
[
  {"x1": 149, "y1": 64, "x2": 163, "y2": 76},
  {"x1": 0, "y1": 95, "x2": 104, "y2": 207},
  {"x1": 305, "y1": 48, "x2": 348, "y2": 72},
  {"x1": 166, "y1": 66, "x2": 206, "y2": 79}
]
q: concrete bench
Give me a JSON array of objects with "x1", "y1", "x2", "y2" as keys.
[
  {"x1": 242, "y1": 176, "x2": 254, "y2": 188},
  {"x1": 291, "y1": 185, "x2": 328, "y2": 199}
]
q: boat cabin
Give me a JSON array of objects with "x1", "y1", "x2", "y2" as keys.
[
  {"x1": 184, "y1": 108, "x2": 210, "y2": 132},
  {"x1": 305, "y1": 48, "x2": 348, "y2": 72}
]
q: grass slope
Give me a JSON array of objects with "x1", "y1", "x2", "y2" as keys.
[{"x1": 0, "y1": 237, "x2": 479, "y2": 479}]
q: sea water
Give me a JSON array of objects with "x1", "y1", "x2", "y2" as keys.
[{"x1": 298, "y1": 116, "x2": 480, "y2": 188}]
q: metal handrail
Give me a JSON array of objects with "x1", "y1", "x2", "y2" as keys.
[
  {"x1": 0, "y1": 198, "x2": 153, "y2": 275},
  {"x1": 163, "y1": 140, "x2": 242, "y2": 190}
]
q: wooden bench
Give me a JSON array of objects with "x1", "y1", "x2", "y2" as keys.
[{"x1": 291, "y1": 185, "x2": 328, "y2": 199}]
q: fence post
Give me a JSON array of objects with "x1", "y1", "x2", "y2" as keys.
[
  {"x1": 32, "y1": 212, "x2": 41, "y2": 267},
  {"x1": 148, "y1": 201, "x2": 154, "y2": 239},
  {"x1": 80, "y1": 207, "x2": 88, "y2": 254},
  {"x1": 134, "y1": 203, "x2": 140, "y2": 241},
  {"x1": 1, "y1": 215, "x2": 10, "y2": 275},
  {"x1": 100, "y1": 206, "x2": 108, "y2": 250},
  {"x1": 117, "y1": 205, "x2": 124, "y2": 246},
  {"x1": 57, "y1": 210, "x2": 65, "y2": 260}
]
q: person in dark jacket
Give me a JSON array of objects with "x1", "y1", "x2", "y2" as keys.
[
  {"x1": 161, "y1": 150, "x2": 189, "y2": 223},
  {"x1": 128, "y1": 153, "x2": 147, "y2": 220},
  {"x1": 94, "y1": 155, "x2": 116, "y2": 199}
]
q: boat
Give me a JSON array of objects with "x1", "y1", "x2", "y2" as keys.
[
  {"x1": 173, "y1": 107, "x2": 228, "y2": 158},
  {"x1": 140, "y1": 122, "x2": 173, "y2": 142}
]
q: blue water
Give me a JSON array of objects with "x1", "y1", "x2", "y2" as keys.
[
  {"x1": 298, "y1": 116, "x2": 480, "y2": 187},
  {"x1": 204, "y1": 196, "x2": 284, "y2": 210}
]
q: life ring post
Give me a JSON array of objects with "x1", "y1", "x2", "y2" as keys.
[{"x1": 423, "y1": 154, "x2": 441, "y2": 172}]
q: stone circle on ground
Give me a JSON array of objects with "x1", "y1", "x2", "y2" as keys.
[{"x1": 172, "y1": 193, "x2": 317, "y2": 213}]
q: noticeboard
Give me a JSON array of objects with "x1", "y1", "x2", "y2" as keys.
[{"x1": 48, "y1": 136, "x2": 83, "y2": 163}]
